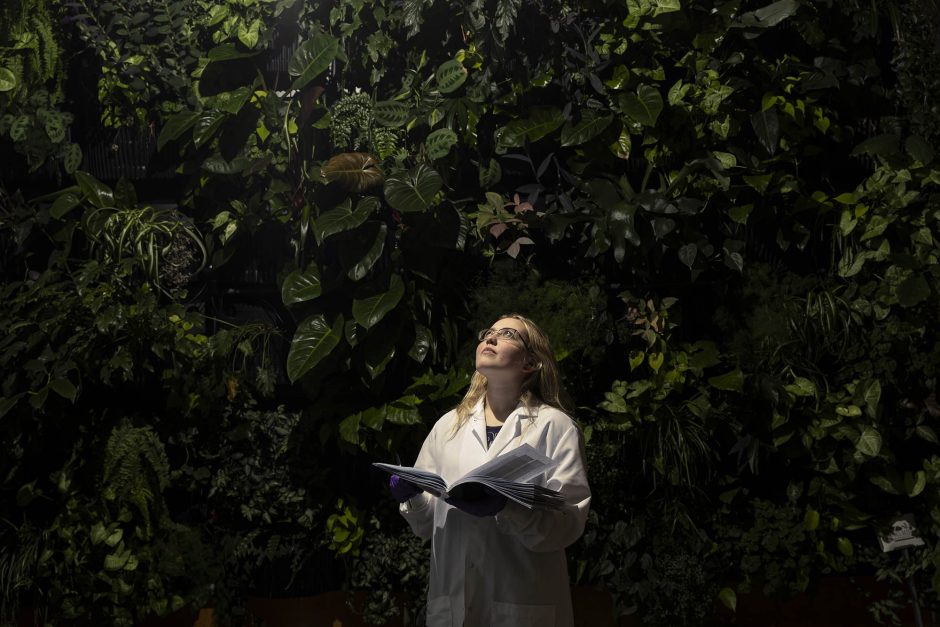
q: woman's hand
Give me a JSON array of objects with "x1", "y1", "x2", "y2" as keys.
[{"x1": 389, "y1": 474, "x2": 422, "y2": 503}]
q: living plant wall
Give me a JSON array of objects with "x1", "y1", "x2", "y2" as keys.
[{"x1": 1, "y1": 0, "x2": 939, "y2": 625}]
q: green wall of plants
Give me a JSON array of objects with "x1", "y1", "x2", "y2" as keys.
[{"x1": 2, "y1": 0, "x2": 939, "y2": 625}]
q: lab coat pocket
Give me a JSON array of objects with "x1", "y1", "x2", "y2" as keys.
[
  {"x1": 492, "y1": 601, "x2": 556, "y2": 627},
  {"x1": 425, "y1": 596, "x2": 453, "y2": 627}
]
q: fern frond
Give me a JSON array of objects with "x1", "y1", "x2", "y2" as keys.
[
  {"x1": 102, "y1": 424, "x2": 170, "y2": 536},
  {"x1": 494, "y1": 0, "x2": 521, "y2": 40}
]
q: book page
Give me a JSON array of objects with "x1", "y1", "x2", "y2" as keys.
[{"x1": 454, "y1": 443, "x2": 558, "y2": 485}]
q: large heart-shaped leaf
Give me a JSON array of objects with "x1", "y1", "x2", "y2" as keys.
[
  {"x1": 425, "y1": 128, "x2": 458, "y2": 160},
  {"x1": 384, "y1": 165, "x2": 443, "y2": 213},
  {"x1": 74, "y1": 171, "x2": 115, "y2": 209},
  {"x1": 435, "y1": 59, "x2": 468, "y2": 93},
  {"x1": 157, "y1": 111, "x2": 201, "y2": 150},
  {"x1": 321, "y1": 152, "x2": 385, "y2": 192},
  {"x1": 750, "y1": 109, "x2": 780, "y2": 155},
  {"x1": 286, "y1": 314, "x2": 343, "y2": 382},
  {"x1": 50, "y1": 191, "x2": 81, "y2": 219},
  {"x1": 345, "y1": 222, "x2": 387, "y2": 281},
  {"x1": 373, "y1": 100, "x2": 410, "y2": 127},
  {"x1": 193, "y1": 111, "x2": 225, "y2": 148},
  {"x1": 314, "y1": 196, "x2": 378, "y2": 243},
  {"x1": 855, "y1": 426, "x2": 882, "y2": 457},
  {"x1": 281, "y1": 264, "x2": 322, "y2": 305},
  {"x1": 352, "y1": 274, "x2": 404, "y2": 329},
  {"x1": 619, "y1": 85, "x2": 663, "y2": 127},
  {"x1": 498, "y1": 107, "x2": 565, "y2": 147},
  {"x1": 289, "y1": 32, "x2": 341, "y2": 90},
  {"x1": 560, "y1": 113, "x2": 613, "y2": 147},
  {"x1": 206, "y1": 43, "x2": 259, "y2": 61}
]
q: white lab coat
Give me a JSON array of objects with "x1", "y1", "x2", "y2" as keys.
[{"x1": 399, "y1": 400, "x2": 591, "y2": 627}]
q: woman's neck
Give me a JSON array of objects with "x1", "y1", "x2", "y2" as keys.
[{"x1": 484, "y1": 383, "x2": 523, "y2": 425}]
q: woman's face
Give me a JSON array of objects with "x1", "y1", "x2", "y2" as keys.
[{"x1": 475, "y1": 317, "x2": 533, "y2": 381}]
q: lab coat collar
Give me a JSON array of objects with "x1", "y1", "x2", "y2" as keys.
[{"x1": 468, "y1": 399, "x2": 539, "y2": 460}]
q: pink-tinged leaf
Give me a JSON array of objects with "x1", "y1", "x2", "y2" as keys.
[
  {"x1": 511, "y1": 193, "x2": 534, "y2": 214},
  {"x1": 489, "y1": 223, "x2": 508, "y2": 238},
  {"x1": 506, "y1": 237, "x2": 534, "y2": 258}
]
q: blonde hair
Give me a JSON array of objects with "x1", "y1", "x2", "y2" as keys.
[{"x1": 453, "y1": 313, "x2": 573, "y2": 432}]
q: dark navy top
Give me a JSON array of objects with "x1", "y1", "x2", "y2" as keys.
[{"x1": 485, "y1": 425, "x2": 501, "y2": 448}]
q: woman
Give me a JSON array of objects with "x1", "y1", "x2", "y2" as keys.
[{"x1": 388, "y1": 314, "x2": 591, "y2": 627}]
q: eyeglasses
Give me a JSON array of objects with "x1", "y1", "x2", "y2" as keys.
[{"x1": 478, "y1": 327, "x2": 530, "y2": 350}]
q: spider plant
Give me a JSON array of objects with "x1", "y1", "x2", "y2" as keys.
[{"x1": 82, "y1": 204, "x2": 207, "y2": 295}]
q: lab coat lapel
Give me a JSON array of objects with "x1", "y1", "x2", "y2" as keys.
[{"x1": 467, "y1": 401, "x2": 488, "y2": 456}]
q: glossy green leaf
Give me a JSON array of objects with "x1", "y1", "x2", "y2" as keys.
[
  {"x1": 803, "y1": 509, "x2": 820, "y2": 530},
  {"x1": 157, "y1": 111, "x2": 201, "y2": 150},
  {"x1": 352, "y1": 274, "x2": 404, "y2": 329},
  {"x1": 193, "y1": 112, "x2": 225, "y2": 149},
  {"x1": 855, "y1": 426, "x2": 882, "y2": 457},
  {"x1": 435, "y1": 58, "x2": 468, "y2": 93},
  {"x1": 718, "y1": 588, "x2": 736, "y2": 613},
  {"x1": 49, "y1": 378, "x2": 77, "y2": 401},
  {"x1": 905, "y1": 135, "x2": 935, "y2": 164},
  {"x1": 49, "y1": 192, "x2": 81, "y2": 219},
  {"x1": 916, "y1": 425, "x2": 938, "y2": 444},
  {"x1": 364, "y1": 333, "x2": 397, "y2": 378},
  {"x1": 289, "y1": 32, "x2": 341, "y2": 90},
  {"x1": 560, "y1": 113, "x2": 613, "y2": 147},
  {"x1": 851, "y1": 134, "x2": 899, "y2": 158},
  {"x1": 836, "y1": 537, "x2": 853, "y2": 557},
  {"x1": 373, "y1": 100, "x2": 410, "y2": 127},
  {"x1": 678, "y1": 243, "x2": 697, "y2": 268},
  {"x1": 863, "y1": 379, "x2": 881, "y2": 417},
  {"x1": 908, "y1": 471, "x2": 926, "y2": 497},
  {"x1": 897, "y1": 276, "x2": 930, "y2": 307},
  {"x1": 619, "y1": 85, "x2": 663, "y2": 127},
  {"x1": 314, "y1": 196, "x2": 378, "y2": 243},
  {"x1": 425, "y1": 128, "x2": 458, "y2": 160},
  {"x1": 734, "y1": 0, "x2": 800, "y2": 29},
  {"x1": 610, "y1": 128, "x2": 632, "y2": 159},
  {"x1": 321, "y1": 152, "x2": 385, "y2": 192},
  {"x1": 708, "y1": 368, "x2": 744, "y2": 392},
  {"x1": 0, "y1": 67, "x2": 16, "y2": 92},
  {"x1": 74, "y1": 171, "x2": 115, "y2": 208},
  {"x1": 206, "y1": 43, "x2": 258, "y2": 61},
  {"x1": 384, "y1": 164, "x2": 443, "y2": 213},
  {"x1": 286, "y1": 314, "x2": 344, "y2": 382},
  {"x1": 237, "y1": 18, "x2": 261, "y2": 49},
  {"x1": 498, "y1": 107, "x2": 565, "y2": 147},
  {"x1": 409, "y1": 324, "x2": 431, "y2": 363},
  {"x1": 785, "y1": 377, "x2": 816, "y2": 397},
  {"x1": 281, "y1": 264, "x2": 322, "y2": 305},
  {"x1": 339, "y1": 413, "x2": 360, "y2": 445},
  {"x1": 750, "y1": 109, "x2": 779, "y2": 155},
  {"x1": 344, "y1": 222, "x2": 386, "y2": 281},
  {"x1": 386, "y1": 395, "x2": 422, "y2": 425},
  {"x1": 206, "y1": 86, "x2": 253, "y2": 114}
]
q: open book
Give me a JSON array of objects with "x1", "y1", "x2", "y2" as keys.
[{"x1": 374, "y1": 443, "x2": 566, "y2": 510}]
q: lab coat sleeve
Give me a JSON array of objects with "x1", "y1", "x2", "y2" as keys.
[
  {"x1": 494, "y1": 424, "x2": 591, "y2": 552},
  {"x1": 398, "y1": 417, "x2": 445, "y2": 541}
]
